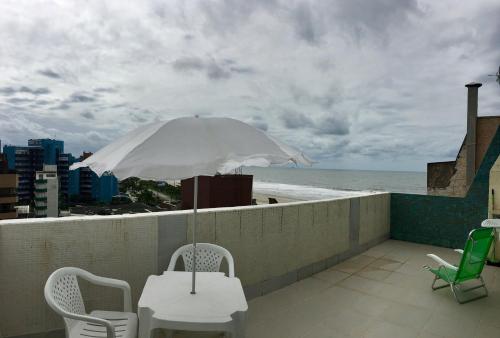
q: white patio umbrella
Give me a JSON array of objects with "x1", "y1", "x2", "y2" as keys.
[{"x1": 70, "y1": 116, "x2": 312, "y2": 293}]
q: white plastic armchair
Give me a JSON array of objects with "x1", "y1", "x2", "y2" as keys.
[
  {"x1": 167, "y1": 243, "x2": 235, "y2": 277},
  {"x1": 44, "y1": 267, "x2": 137, "y2": 338}
]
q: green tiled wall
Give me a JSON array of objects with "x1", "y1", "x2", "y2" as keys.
[{"x1": 391, "y1": 127, "x2": 500, "y2": 248}]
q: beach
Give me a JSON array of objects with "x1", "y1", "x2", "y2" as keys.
[{"x1": 248, "y1": 167, "x2": 426, "y2": 204}]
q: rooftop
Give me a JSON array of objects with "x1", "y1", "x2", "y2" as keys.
[{"x1": 1, "y1": 192, "x2": 499, "y2": 338}]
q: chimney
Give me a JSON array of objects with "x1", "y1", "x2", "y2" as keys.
[{"x1": 465, "y1": 82, "x2": 482, "y2": 186}]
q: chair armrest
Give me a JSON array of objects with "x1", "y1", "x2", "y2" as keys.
[
  {"x1": 426, "y1": 254, "x2": 458, "y2": 270},
  {"x1": 81, "y1": 273, "x2": 132, "y2": 312},
  {"x1": 167, "y1": 249, "x2": 181, "y2": 272},
  {"x1": 454, "y1": 249, "x2": 464, "y2": 254},
  {"x1": 226, "y1": 254, "x2": 235, "y2": 278}
]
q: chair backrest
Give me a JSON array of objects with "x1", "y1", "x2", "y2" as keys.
[
  {"x1": 44, "y1": 267, "x2": 87, "y2": 332},
  {"x1": 456, "y1": 228, "x2": 495, "y2": 282},
  {"x1": 168, "y1": 243, "x2": 235, "y2": 277}
]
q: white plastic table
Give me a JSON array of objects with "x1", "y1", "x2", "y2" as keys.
[
  {"x1": 481, "y1": 219, "x2": 500, "y2": 228},
  {"x1": 138, "y1": 271, "x2": 248, "y2": 338},
  {"x1": 481, "y1": 219, "x2": 500, "y2": 262}
]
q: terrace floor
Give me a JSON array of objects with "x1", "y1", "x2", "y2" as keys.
[
  {"x1": 173, "y1": 240, "x2": 500, "y2": 338},
  {"x1": 245, "y1": 240, "x2": 500, "y2": 338}
]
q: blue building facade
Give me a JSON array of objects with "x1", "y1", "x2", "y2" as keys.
[
  {"x1": 28, "y1": 139, "x2": 64, "y2": 165},
  {"x1": 92, "y1": 173, "x2": 119, "y2": 203},
  {"x1": 68, "y1": 154, "x2": 118, "y2": 203},
  {"x1": 3, "y1": 140, "x2": 118, "y2": 204}
]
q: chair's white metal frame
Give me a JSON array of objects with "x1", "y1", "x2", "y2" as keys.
[
  {"x1": 44, "y1": 267, "x2": 136, "y2": 338},
  {"x1": 167, "y1": 243, "x2": 235, "y2": 277}
]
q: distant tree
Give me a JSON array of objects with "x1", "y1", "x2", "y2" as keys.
[{"x1": 136, "y1": 190, "x2": 159, "y2": 206}]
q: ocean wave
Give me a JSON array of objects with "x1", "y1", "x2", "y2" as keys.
[{"x1": 253, "y1": 181, "x2": 375, "y2": 200}]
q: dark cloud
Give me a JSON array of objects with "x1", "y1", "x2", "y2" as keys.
[
  {"x1": 6, "y1": 97, "x2": 33, "y2": 105},
  {"x1": 290, "y1": 85, "x2": 337, "y2": 109},
  {"x1": 0, "y1": 87, "x2": 17, "y2": 96},
  {"x1": 172, "y1": 57, "x2": 205, "y2": 72},
  {"x1": 19, "y1": 86, "x2": 51, "y2": 95},
  {"x1": 0, "y1": 86, "x2": 50, "y2": 96},
  {"x1": 206, "y1": 62, "x2": 231, "y2": 80},
  {"x1": 333, "y1": 0, "x2": 421, "y2": 41},
  {"x1": 172, "y1": 56, "x2": 253, "y2": 80},
  {"x1": 316, "y1": 116, "x2": 350, "y2": 135},
  {"x1": 291, "y1": 2, "x2": 321, "y2": 44},
  {"x1": 38, "y1": 69, "x2": 61, "y2": 79},
  {"x1": 80, "y1": 111, "x2": 95, "y2": 119},
  {"x1": 51, "y1": 102, "x2": 71, "y2": 110},
  {"x1": 94, "y1": 87, "x2": 118, "y2": 93},
  {"x1": 281, "y1": 110, "x2": 314, "y2": 129},
  {"x1": 200, "y1": 0, "x2": 278, "y2": 34},
  {"x1": 281, "y1": 108, "x2": 350, "y2": 136},
  {"x1": 111, "y1": 103, "x2": 128, "y2": 109},
  {"x1": 34, "y1": 100, "x2": 52, "y2": 106},
  {"x1": 69, "y1": 92, "x2": 97, "y2": 103},
  {"x1": 229, "y1": 66, "x2": 256, "y2": 74}
]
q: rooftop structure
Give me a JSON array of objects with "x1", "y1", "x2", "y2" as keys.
[{"x1": 427, "y1": 83, "x2": 500, "y2": 197}]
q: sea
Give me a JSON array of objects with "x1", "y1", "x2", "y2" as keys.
[{"x1": 243, "y1": 167, "x2": 427, "y2": 201}]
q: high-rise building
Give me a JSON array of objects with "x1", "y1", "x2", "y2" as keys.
[
  {"x1": 34, "y1": 165, "x2": 58, "y2": 217},
  {"x1": 0, "y1": 152, "x2": 18, "y2": 220},
  {"x1": 3, "y1": 145, "x2": 44, "y2": 203},
  {"x1": 27, "y1": 139, "x2": 63, "y2": 165},
  {"x1": 3, "y1": 139, "x2": 71, "y2": 203}
]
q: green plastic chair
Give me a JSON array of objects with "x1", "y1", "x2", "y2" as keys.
[{"x1": 424, "y1": 227, "x2": 495, "y2": 304}]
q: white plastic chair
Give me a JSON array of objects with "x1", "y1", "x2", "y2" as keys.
[
  {"x1": 167, "y1": 243, "x2": 235, "y2": 277},
  {"x1": 44, "y1": 267, "x2": 137, "y2": 338}
]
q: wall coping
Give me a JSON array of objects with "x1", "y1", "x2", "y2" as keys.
[{"x1": 0, "y1": 192, "x2": 388, "y2": 225}]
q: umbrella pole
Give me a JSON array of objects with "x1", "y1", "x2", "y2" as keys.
[{"x1": 191, "y1": 175, "x2": 198, "y2": 295}]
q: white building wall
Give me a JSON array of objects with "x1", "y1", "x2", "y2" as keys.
[{"x1": 46, "y1": 177, "x2": 58, "y2": 217}]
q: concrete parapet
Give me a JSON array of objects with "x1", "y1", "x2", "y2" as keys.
[{"x1": 0, "y1": 192, "x2": 390, "y2": 338}]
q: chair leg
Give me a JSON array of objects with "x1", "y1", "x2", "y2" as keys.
[
  {"x1": 451, "y1": 278, "x2": 489, "y2": 304},
  {"x1": 431, "y1": 275, "x2": 451, "y2": 290}
]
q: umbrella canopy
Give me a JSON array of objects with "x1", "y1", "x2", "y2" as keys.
[
  {"x1": 70, "y1": 116, "x2": 312, "y2": 294},
  {"x1": 70, "y1": 116, "x2": 312, "y2": 179}
]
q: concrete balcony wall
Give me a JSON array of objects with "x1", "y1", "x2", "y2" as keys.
[
  {"x1": 0, "y1": 215, "x2": 159, "y2": 338},
  {"x1": 0, "y1": 192, "x2": 390, "y2": 338}
]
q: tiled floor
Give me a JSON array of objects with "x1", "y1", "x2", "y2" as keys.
[
  {"x1": 172, "y1": 240, "x2": 500, "y2": 338},
  {"x1": 246, "y1": 240, "x2": 500, "y2": 338}
]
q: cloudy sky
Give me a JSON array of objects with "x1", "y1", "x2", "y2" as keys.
[{"x1": 0, "y1": 0, "x2": 499, "y2": 171}]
